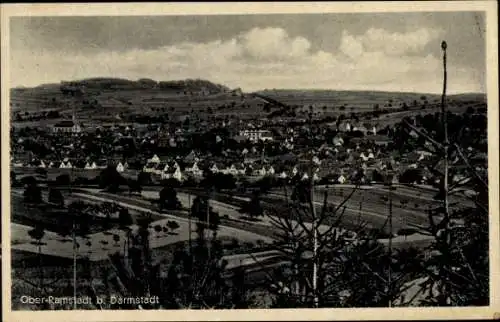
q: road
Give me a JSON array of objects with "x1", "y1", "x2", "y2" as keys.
[{"x1": 11, "y1": 191, "x2": 273, "y2": 262}]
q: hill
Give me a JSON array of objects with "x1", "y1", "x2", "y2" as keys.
[{"x1": 10, "y1": 79, "x2": 487, "y2": 127}]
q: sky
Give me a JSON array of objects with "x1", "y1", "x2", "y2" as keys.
[{"x1": 9, "y1": 12, "x2": 486, "y2": 94}]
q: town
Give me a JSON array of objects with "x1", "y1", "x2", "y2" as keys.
[
  {"x1": 10, "y1": 78, "x2": 488, "y2": 310},
  {"x1": 8, "y1": 10, "x2": 490, "y2": 312}
]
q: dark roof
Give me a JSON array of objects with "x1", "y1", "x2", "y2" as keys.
[
  {"x1": 156, "y1": 163, "x2": 167, "y2": 170},
  {"x1": 54, "y1": 121, "x2": 75, "y2": 127}
]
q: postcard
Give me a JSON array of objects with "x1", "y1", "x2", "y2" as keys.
[{"x1": 1, "y1": 1, "x2": 498, "y2": 321}]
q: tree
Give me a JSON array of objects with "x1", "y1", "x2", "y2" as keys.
[
  {"x1": 98, "y1": 165, "x2": 125, "y2": 192},
  {"x1": 55, "y1": 174, "x2": 71, "y2": 186},
  {"x1": 397, "y1": 41, "x2": 489, "y2": 306},
  {"x1": 161, "y1": 177, "x2": 181, "y2": 188},
  {"x1": 28, "y1": 225, "x2": 45, "y2": 289},
  {"x1": 118, "y1": 208, "x2": 133, "y2": 256},
  {"x1": 241, "y1": 191, "x2": 264, "y2": 219},
  {"x1": 399, "y1": 169, "x2": 423, "y2": 184},
  {"x1": 11, "y1": 171, "x2": 18, "y2": 187},
  {"x1": 113, "y1": 234, "x2": 121, "y2": 246},
  {"x1": 118, "y1": 208, "x2": 133, "y2": 227},
  {"x1": 371, "y1": 170, "x2": 385, "y2": 183},
  {"x1": 48, "y1": 188, "x2": 64, "y2": 207},
  {"x1": 137, "y1": 171, "x2": 152, "y2": 186},
  {"x1": 191, "y1": 196, "x2": 220, "y2": 232},
  {"x1": 23, "y1": 179, "x2": 42, "y2": 203},
  {"x1": 154, "y1": 224, "x2": 162, "y2": 238},
  {"x1": 159, "y1": 186, "x2": 181, "y2": 210},
  {"x1": 167, "y1": 220, "x2": 180, "y2": 234},
  {"x1": 466, "y1": 106, "x2": 475, "y2": 114},
  {"x1": 128, "y1": 179, "x2": 142, "y2": 195}
]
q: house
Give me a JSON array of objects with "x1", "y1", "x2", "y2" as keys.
[
  {"x1": 338, "y1": 174, "x2": 347, "y2": 184},
  {"x1": 252, "y1": 164, "x2": 267, "y2": 177},
  {"x1": 85, "y1": 161, "x2": 98, "y2": 170},
  {"x1": 416, "y1": 150, "x2": 433, "y2": 161},
  {"x1": 338, "y1": 122, "x2": 352, "y2": 132},
  {"x1": 222, "y1": 164, "x2": 239, "y2": 176},
  {"x1": 225, "y1": 163, "x2": 246, "y2": 176},
  {"x1": 184, "y1": 161, "x2": 203, "y2": 177},
  {"x1": 116, "y1": 162, "x2": 127, "y2": 173},
  {"x1": 235, "y1": 163, "x2": 247, "y2": 175},
  {"x1": 59, "y1": 159, "x2": 73, "y2": 169},
  {"x1": 154, "y1": 163, "x2": 168, "y2": 175},
  {"x1": 143, "y1": 162, "x2": 157, "y2": 173},
  {"x1": 52, "y1": 120, "x2": 82, "y2": 134},
  {"x1": 265, "y1": 165, "x2": 275, "y2": 176},
  {"x1": 162, "y1": 167, "x2": 183, "y2": 182},
  {"x1": 278, "y1": 171, "x2": 288, "y2": 179},
  {"x1": 31, "y1": 159, "x2": 46, "y2": 168},
  {"x1": 96, "y1": 160, "x2": 108, "y2": 169},
  {"x1": 209, "y1": 162, "x2": 221, "y2": 174},
  {"x1": 370, "y1": 135, "x2": 392, "y2": 147},
  {"x1": 148, "y1": 154, "x2": 161, "y2": 164},
  {"x1": 239, "y1": 129, "x2": 274, "y2": 142},
  {"x1": 184, "y1": 150, "x2": 199, "y2": 163},
  {"x1": 167, "y1": 160, "x2": 180, "y2": 171},
  {"x1": 74, "y1": 160, "x2": 86, "y2": 169},
  {"x1": 12, "y1": 160, "x2": 25, "y2": 168},
  {"x1": 333, "y1": 136, "x2": 344, "y2": 147}
]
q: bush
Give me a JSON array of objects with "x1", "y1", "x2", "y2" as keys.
[{"x1": 55, "y1": 174, "x2": 71, "y2": 186}]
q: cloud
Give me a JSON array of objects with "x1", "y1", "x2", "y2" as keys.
[{"x1": 10, "y1": 26, "x2": 483, "y2": 94}]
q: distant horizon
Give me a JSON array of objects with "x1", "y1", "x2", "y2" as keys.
[{"x1": 10, "y1": 76, "x2": 486, "y2": 96}]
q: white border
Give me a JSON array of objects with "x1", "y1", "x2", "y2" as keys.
[{"x1": 1, "y1": 2, "x2": 498, "y2": 321}]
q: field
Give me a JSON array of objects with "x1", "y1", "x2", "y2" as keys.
[{"x1": 11, "y1": 81, "x2": 487, "y2": 129}]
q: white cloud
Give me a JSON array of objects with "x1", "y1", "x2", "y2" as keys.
[
  {"x1": 362, "y1": 27, "x2": 442, "y2": 56},
  {"x1": 10, "y1": 26, "x2": 483, "y2": 94}
]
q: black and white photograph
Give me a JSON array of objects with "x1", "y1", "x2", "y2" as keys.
[{"x1": 2, "y1": 2, "x2": 499, "y2": 320}]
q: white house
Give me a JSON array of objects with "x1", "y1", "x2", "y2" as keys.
[
  {"x1": 85, "y1": 161, "x2": 97, "y2": 170},
  {"x1": 59, "y1": 160, "x2": 72, "y2": 169},
  {"x1": 143, "y1": 162, "x2": 157, "y2": 173},
  {"x1": 360, "y1": 153, "x2": 369, "y2": 162},
  {"x1": 154, "y1": 163, "x2": 168, "y2": 175},
  {"x1": 148, "y1": 154, "x2": 161, "y2": 164},
  {"x1": 37, "y1": 160, "x2": 47, "y2": 168},
  {"x1": 338, "y1": 174, "x2": 347, "y2": 184},
  {"x1": 162, "y1": 167, "x2": 183, "y2": 182},
  {"x1": 184, "y1": 162, "x2": 203, "y2": 177},
  {"x1": 279, "y1": 171, "x2": 288, "y2": 179},
  {"x1": 167, "y1": 161, "x2": 180, "y2": 171},
  {"x1": 265, "y1": 165, "x2": 275, "y2": 176},
  {"x1": 333, "y1": 136, "x2": 344, "y2": 147},
  {"x1": 239, "y1": 129, "x2": 274, "y2": 142},
  {"x1": 116, "y1": 162, "x2": 127, "y2": 173},
  {"x1": 209, "y1": 162, "x2": 220, "y2": 174},
  {"x1": 12, "y1": 160, "x2": 24, "y2": 168},
  {"x1": 252, "y1": 164, "x2": 267, "y2": 177},
  {"x1": 234, "y1": 163, "x2": 247, "y2": 175}
]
